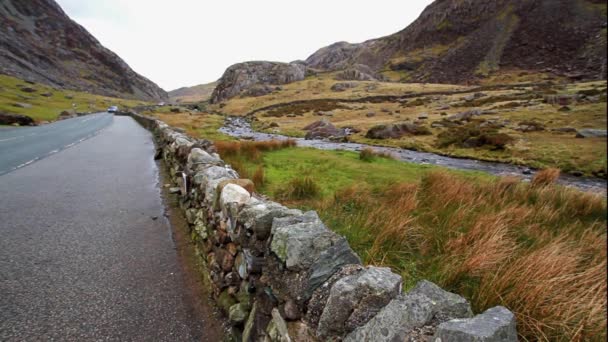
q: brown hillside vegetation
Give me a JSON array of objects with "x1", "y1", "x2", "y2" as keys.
[{"x1": 319, "y1": 171, "x2": 607, "y2": 341}]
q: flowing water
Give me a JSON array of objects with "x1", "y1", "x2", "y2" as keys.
[{"x1": 220, "y1": 117, "x2": 607, "y2": 193}]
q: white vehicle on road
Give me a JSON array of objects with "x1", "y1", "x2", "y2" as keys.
[{"x1": 107, "y1": 106, "x2": 118, "y2": 113}]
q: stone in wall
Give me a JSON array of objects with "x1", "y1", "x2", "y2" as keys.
[
  {"x1": 433, "y1": 306, "x2": 518, "y2": 342},
  {"x1": 270, "y1": 211, "x2": 343, "y2": 271},
  {"x1": 316, "y1": 266, "x2": 402, "y2": 339},
  {"x1": 344, "y1": 280, "x2": 473, "y2": 341}
]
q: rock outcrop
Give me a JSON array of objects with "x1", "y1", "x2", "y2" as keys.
[
  {"x1": 305, "y1": 0, "x2": 607, "y2": 83},
  {"x1": 365, "y1": 122, "x2": 432, "y2": 139},
  {"x1": 0, "y1": 0, "x2": 167, "y2": 101},
  {"x1": 210, "y1": 61, "x2": 306, "y2": 103},
  {"x1": 0, "y1": 112, "x2": 35, "y2": 126},
  {"x1": 303, "y1": 119, "x2": 347, "y2": 140}
]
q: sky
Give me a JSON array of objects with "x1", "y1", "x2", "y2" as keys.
[{"x1": 55, "y1": 0, "x2": 433, "y2": 91}]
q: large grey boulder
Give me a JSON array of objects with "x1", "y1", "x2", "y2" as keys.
[
  {"x1": 210, "y1": 61, "x2": 306, "y2": 103},
  {"x1": 576, "y1": 129, "x2": 607, "y2": 138},
  {"x1": 316, "y1": 266, "x2": 402, "y2": 339},
  {"x1": 192, "y1": 166, "x2": 238, "y2": 188},
  {"x1": 187, "y1": 148, "x2": 222, "y2": 172},
  {"x1": 365, "y1": 122, "x2": 431, "y2": 139},
  {"x1": 192, "y1": 166, "x2": 238, "y2": 204},
  {"x1": 303, "y1": 119, "x2": 347, "y2": 140},
  {"x1": 345, "y1": 280, "x2": 473, "y2": 342},
  {"x1": 334, "y1": 64, "x2": 380, "y2": 81},
  {"x1": 433, "y1": 306, "x2": 517, "y2": 342},
  {"x1": 270, "y1": 211, "x2": 342, "y2": 270},
  {"x1": 408, "y1": 280, "x2": 473, "y2": 319},
  {"x1": 237, "y1": 200, "x2": 302, "y2": 239},
  {"x1": 331, "y1": 82, "x2": 358, "y2": 92},
  {"x1": 219, "y1": 184, "x2": 251, "y2": 215}
]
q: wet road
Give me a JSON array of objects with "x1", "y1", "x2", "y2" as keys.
[
  {"x1": 0, "y1": 113, "x2": 113, "y2": 175},
  {"x1": 0, "y1": 116, "x2": 218, "y2": 341}
]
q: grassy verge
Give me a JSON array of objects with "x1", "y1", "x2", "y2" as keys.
[
  {"x1": 210, "y1": 140, "x2": 607, "y2": 341},
  {"x1": 0, "y1": 74, "x2": 148, "y2": 122},
  {"x1": 145, "y1": 111, "x2": 232, "y2": 142}
]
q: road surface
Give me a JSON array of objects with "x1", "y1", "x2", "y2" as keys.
[
  {"x1": 0, "y1": 113, "x2": 114, "y2": 175},
  {"x1": 0, "y1": 115, "x2": 222, "y2": 340}
]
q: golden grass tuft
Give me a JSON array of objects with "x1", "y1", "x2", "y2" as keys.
[
  {"x1": 252, "y1": 166, "x2": 265, "y2": 188},
  {"x1": 531, "y1": 168, "x2": 561, "y2": 187},
  {"x1": 215, "y1": 139, "x2": 296, "y2": 161},
  {"x1": 317, "y1": 170, "x2": 607, "y2": 341}
]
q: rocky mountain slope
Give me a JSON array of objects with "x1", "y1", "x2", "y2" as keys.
[
  {"x1": 169, "y1": 82, "x2": 217, "y2": 103},
  {"x1": 306, "y1": 0, "x2": 607, "y2": 84},
  {"x1": 0, "y1": 0, "x2": 167, "y2": 101},
  {"x1": 210, "y1": 61, "x2": 306, "y2": 103}
]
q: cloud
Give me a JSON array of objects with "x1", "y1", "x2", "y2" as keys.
[{"x1": 55, "y1": 0, "x2": 433, "y2": 90}]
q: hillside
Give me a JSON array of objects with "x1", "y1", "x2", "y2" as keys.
[
  {"x1": 0, "y1": 0, "x2": 167, "y2": 101},
  {"x1": 306, "y1": 0, "x2": 607, "y2": 84},
  {"x1": 168, "y1": 82, "x2": 217, "y2": 103}
]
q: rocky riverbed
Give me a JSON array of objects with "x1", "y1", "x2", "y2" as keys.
[{"x1": 220, "y1": 117, "x2": 607, "y2": 193}]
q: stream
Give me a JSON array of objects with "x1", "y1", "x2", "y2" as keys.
[{"x1": 219, "y1": 117, "x2": 607, "y2": 193}]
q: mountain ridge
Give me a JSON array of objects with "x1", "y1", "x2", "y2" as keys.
[
  {"x1": 306, "y1": 0, "x2": 607, "y2": 83},
  {"x1": 0, "y1": 0, "x2": 167, "y2": 101}
]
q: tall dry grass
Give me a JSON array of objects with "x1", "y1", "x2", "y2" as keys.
[
  {"x1": 215, "y1": 139, "x2": 296, "y2": 161},
  {"x1": 531, "y1": 168, "x2": 561, "y2": 187},
  {"x1": 319, "y1": 171, "x2": 607, "y2": 341}
]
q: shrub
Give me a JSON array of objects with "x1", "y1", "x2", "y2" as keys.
[
  {"x1": 359, "y1": 148, "x2": 394, "y2": 162},
  {"x1": 277, "y1": 176, "x2": 320, "y2": 200},
  {"x1": 437, "y1": 122, "x2": 514, "y2": 150}
]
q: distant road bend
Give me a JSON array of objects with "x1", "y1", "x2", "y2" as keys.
[{"x1": 0, "y1": 114, "x2": 221, "y2": 340}]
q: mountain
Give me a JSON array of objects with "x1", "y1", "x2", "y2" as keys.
[
  {"x1": 306, "y1": 0, "x2": 607, "y2": 84},
  {"x1": 169, "y1": 82, "x2": 218, "y2": 103},
  {"x1": 0, "y1": 0, "x2": 167, "y2": 101},
  {"x1": 210, "y1": 61, "x2": 307, "y2": 103}
]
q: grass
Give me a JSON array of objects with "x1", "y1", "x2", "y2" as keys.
[
  {"x1": 359, "y1": 147, "x2": 394, "y2": 162},
  {"x1": 205, "y1": 141, "x2": 606, "y2": 341},
  {"x1": 145, "y1": 111, "x2": 231, "y2": 142},
  {"x1": 276, "y1": 176, "x2": 320, "y2": 200},
  {"x1": 213, "y1": 139, "x2": 297, "y2": 188},
  {"x1": 210, "y1": 72, "x2": 468, "y2": 115},
  {"x1": 244, "y1": 79, "x2": 607, "y2": 177},
  {"x1": 0, "y1": 74, "x2": 148, "y2": 122}
]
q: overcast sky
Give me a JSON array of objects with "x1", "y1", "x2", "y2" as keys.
[{"x1": 55, "y1": 1, "x2": 433, "y2": 91}]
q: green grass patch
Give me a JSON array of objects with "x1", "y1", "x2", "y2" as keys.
[
  {"x1": 230, "y1": 146, "x2": 490, "y2": 200},
  {"x1": 221, "y1": 143, "x2": 606, "y2": 341},
  {"x1": 0, "y1": 74, "x2": 148, "y2": 122}
]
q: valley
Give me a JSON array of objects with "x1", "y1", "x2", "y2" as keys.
[{"x1": 1, "y1": 0, "x2": 606, "y2": 341}]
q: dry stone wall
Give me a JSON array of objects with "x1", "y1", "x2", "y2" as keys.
[{"x1": 128, "y1": 112, "x2": 518, "y2": 342}]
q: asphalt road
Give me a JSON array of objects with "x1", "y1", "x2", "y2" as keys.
[
  {"x1": 0, "y1": 113, "x2": 114, "y2": 175},
  {"x1": 0, "y1": 115, "x2": 219, "y2": 341}
]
